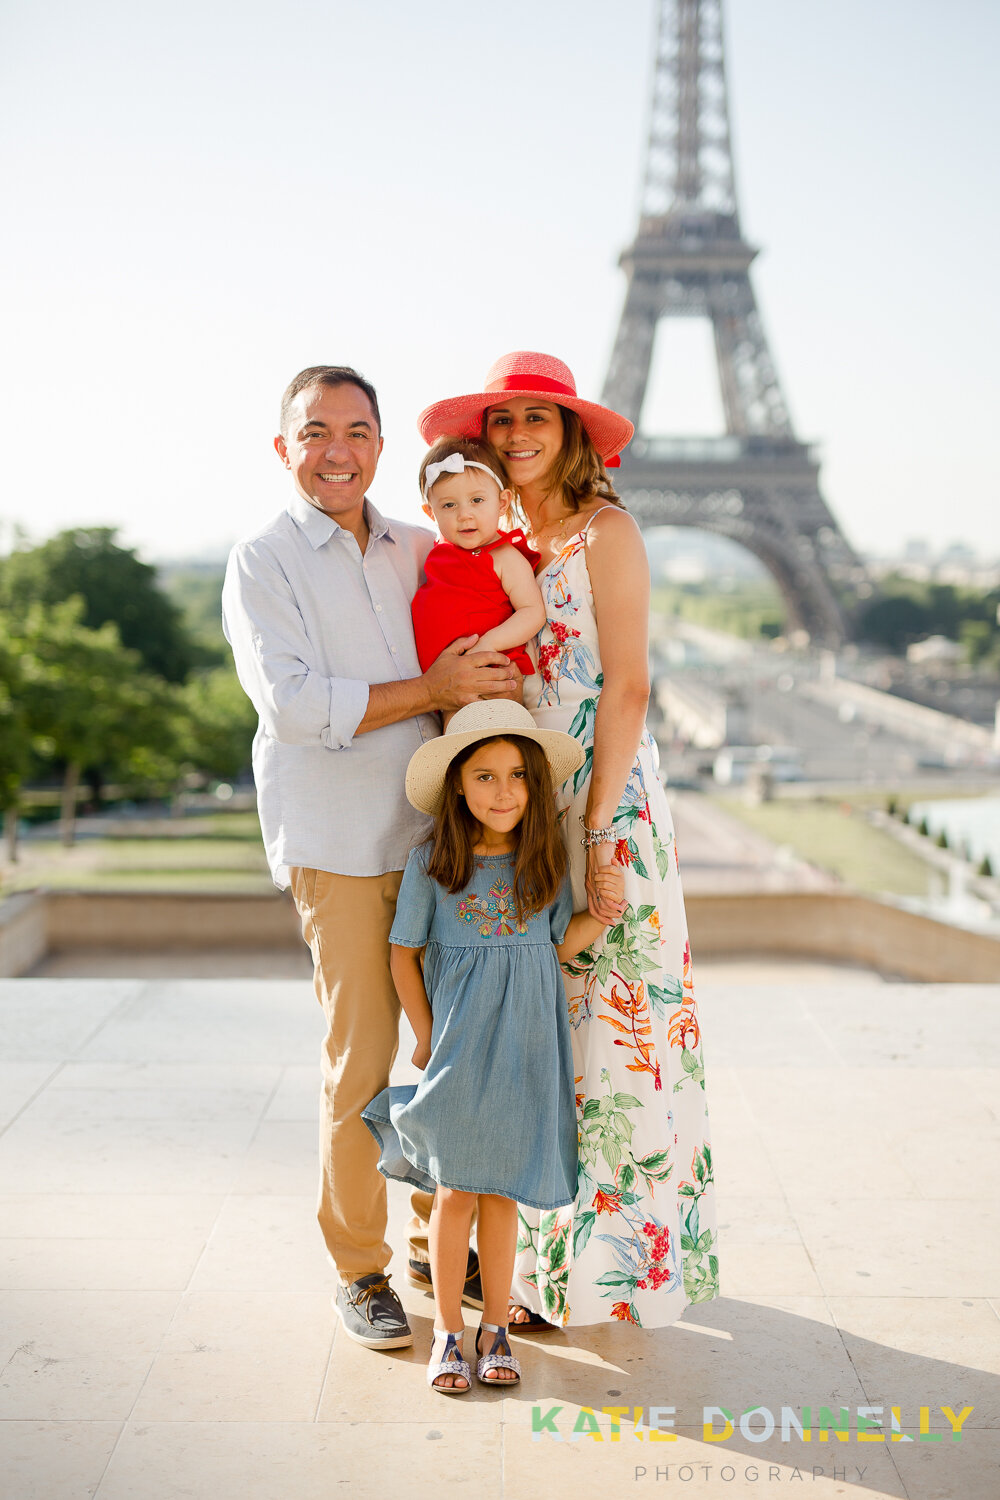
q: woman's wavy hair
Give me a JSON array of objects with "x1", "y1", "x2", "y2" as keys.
[
  {"x1": 425, "y1": 735, "x2": 566, "y2": 922},
  {"x1": 484, "y1": 404, "x2": 623, "y2": 517}
]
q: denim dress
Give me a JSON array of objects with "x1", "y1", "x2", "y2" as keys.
[{"x1": 362, "y1": 845, "x2": 578, "y2": 1210}]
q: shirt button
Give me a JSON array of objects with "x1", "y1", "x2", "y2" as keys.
[
  {"x1": 390, "y1": 646, "x2": 397, "y2": 654},
  {"x1": 375, "y1": 604, "x2": 383, "y2": 613}
]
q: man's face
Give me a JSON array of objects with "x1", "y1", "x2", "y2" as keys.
[{"x1": 275, "y1": 382, "x2": 383, "y2": 522}]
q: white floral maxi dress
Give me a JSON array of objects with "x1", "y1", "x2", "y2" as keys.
[{"x1": 511, "y1": 513, "x2": 719, "y2": 1327}]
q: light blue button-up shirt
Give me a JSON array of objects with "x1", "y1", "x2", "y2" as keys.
[{"x1": 222, "y1": 494, "x2": 438, "y2": 886}]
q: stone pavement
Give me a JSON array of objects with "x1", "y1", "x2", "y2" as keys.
[{"x1": 1, "y1": 973, "x2": 998, "y2": 1500}]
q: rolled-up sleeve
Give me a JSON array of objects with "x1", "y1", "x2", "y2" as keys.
[{"x1": 222, "y1": 543, "x2": 370, "y2": 749}]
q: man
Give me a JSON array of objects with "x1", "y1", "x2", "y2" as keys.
[{"x1": 222, "y1": 366, "x2": 516, "y2": 1348}]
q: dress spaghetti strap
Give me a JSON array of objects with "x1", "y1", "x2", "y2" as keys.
[{"x1": 580, "y1": 504, "x2": 619, "y2": 538}]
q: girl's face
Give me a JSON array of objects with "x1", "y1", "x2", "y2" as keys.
[
  {"x1": 484, "y1": 398, "x2": 565, "y2": 490},
  {"x1": 458, "y1": 739, "x2": 529, "y2": 840},
  {"x1": 423, "y1": 467, "x2": 511, "y2": 550}
]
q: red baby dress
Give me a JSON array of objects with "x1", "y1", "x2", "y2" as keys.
[{"x1": 411, "y1": 529, "x2": 540, "y2": 677}]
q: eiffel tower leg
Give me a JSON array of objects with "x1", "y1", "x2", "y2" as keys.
[
  {"x1": 624, "y1": 484, "x2": 855, "y2": 647},
  {"x1": 601, "y1": 276, "x2": 659, "y2": 428},
  {"x1": 737, "y1": 486, "x2": 851, "y2": 644},
  {"x1": 710, "y1": 280, "x2": 792, "y2": 438}
]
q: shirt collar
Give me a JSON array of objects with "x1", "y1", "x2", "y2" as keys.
[
  {"x1": 365, "y1": 499, "x2": 393, "y2": 542},
  {"x1": 286, "y1": 493, "x2": 395, "y2": 550}
]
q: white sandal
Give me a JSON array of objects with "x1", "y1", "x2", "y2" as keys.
[
  {"x1": 426, "y1": 1328, "x2": 471, "y2": 1396},
  {"x1": 475, "y1": 1322, "x2": 521, "y2": 1386}
]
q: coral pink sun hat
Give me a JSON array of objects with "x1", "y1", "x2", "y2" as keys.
[{"x1": 417, "y1": 351, "x2": 634, "y2": 465}]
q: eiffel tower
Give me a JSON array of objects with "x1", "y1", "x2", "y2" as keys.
[{"x1": 604, "y1": 0, "x2": 867, "y2": 645}]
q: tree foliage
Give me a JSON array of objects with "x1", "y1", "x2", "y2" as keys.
[
  {"x1": 858, "y1": 577, "x2": 1000, "y2": 664},
  {"x1": 0, "y1": 533, "x2": 261, "y2": 855},
  {"x1": 0, "y1": 527, "x2": 196, "y2": 682},
  {"x1": 0, "y1": 636, "x2": 31, "y2": 816},
  {"x1": 7, "y1": 600, "x2": 183, "y2": 843},
  {"x1": 158, "y1": 564, "x2": 228, "y2": 666},
  {"x1": 180, "y1": 666, "x2": 257, "y2": 782}
]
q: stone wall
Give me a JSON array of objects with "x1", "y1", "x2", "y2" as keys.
[
  {"x1": 0, "y1": 892, "x2": 48, "y2": 977},
  {"x1": 686, "y1": 890, "x2": 1000, "y2": 982},
  {"x1": 2, "y1": 887, "x2": 998, "y2": 981}
]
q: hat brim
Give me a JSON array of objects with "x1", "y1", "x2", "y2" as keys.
[
  {"x1": 418, "y1": 387, "x2": 634, "y2": 465},
  {"x1": 405, "y1": 721, "x2": 586, "y2": 816}
]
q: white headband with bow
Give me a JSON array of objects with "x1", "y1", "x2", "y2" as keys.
[{"x1": 423, "y1": 452, "x2": 506, "y2": 502}]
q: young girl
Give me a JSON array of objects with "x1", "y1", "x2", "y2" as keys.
[
  {"x1": 362, "y1": 700, "x2": 625, "y2": 1394},
  {"x1": 412, "y1": 436, "x2": 546, "y2": 716}
]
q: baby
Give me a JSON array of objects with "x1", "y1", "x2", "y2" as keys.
[{"x1": 412, "y1": 437, "x2": 546, "y2": 717}]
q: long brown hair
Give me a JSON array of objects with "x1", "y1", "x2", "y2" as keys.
[
  {"x1": 484, "y1": 404, "x2": 623, "y2": 516},
  {"x1": 425, "y1": 735, "x2": 566, "y2": 921}
]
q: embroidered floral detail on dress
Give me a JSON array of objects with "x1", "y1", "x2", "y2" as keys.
[{"x1": 456, "y1": 875, "x2": 528, "y2": 937}]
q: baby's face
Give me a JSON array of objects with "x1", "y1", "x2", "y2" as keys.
[{"x1": 423, "y1": 468, "x2": 511, "y2": 550}]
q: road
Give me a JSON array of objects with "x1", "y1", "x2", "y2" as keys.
[{"x1": 653, "y1": 619, "x2": 996, "y2": 786}]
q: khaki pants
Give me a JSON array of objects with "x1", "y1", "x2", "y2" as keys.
[{"x1": 289, "y1": 867, "x2": 432, "y2": 1279}]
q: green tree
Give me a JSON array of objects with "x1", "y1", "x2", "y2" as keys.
[
  {"x1": 0, "y1": 527, "x2": 196, "y2": 682},
  {"x1": 859, "y1": 575, "x2": 1000, "y2": 661},
  {"x1": 0, "y1": 635, "x2": 32, "y2": 861},
  {"x1": 13, "y1": 599, "x2": 183, "y2": 845},
  {"x1": 180, "y1": 665, "x2": 258, "y2": 782},
  {"x1": 857, "y1": 593, "x2": 932, "y2": 652},
  {"x1": 159, "y1": 564, "x2": 228, "y2": 666},
  {"x1": 960, "y1": 619, "x2": 999, "y2": 669}
]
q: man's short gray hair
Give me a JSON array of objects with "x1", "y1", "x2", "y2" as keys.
[{"x1": 280, "y1": 366, "x2": 382, "y2": 436}]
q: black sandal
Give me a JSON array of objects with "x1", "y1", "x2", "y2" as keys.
[{"x1": 507, "y1": 1303, "x2": 556, "y2": 1334}]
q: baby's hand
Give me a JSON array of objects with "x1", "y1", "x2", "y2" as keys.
[{"x1": 593, "y1": 865, "x2": 626, "y2": 922}]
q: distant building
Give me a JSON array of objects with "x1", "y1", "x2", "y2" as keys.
[{"x1": 907, "y1": 635, "x2": 965, "y2": 666}]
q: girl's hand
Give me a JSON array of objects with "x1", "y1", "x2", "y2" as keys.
[
  {"x1": 412, "y1": 1035, "x2": 432, "y2": 1070},
  {"x1": 592, "y1": 863, "x2": 626, "y2": 925},
  {"x1": 585, "y1": 842, "x2": 625, "y2": 923}
]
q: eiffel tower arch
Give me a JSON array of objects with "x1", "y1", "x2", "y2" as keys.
[{"x1": 604, "y1": 0, "x2": 868, "y2": 646}]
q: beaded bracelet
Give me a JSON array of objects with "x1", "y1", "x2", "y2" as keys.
[{"x1": 580, "y1": 821, "x2": 616, "y2": 849}]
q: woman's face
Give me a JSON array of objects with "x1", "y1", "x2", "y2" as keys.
[{"x1": 484, "y1": 398, "x2": 564, "y2": 491}]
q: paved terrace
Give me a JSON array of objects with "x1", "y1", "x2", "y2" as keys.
[{"x1": 1, "y1": 970, "x2": 998, "y2": 1500}]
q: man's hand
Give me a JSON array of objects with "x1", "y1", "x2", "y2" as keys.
[{"x1": 422, "y1": 636, "x2": 521, "y2": 712}]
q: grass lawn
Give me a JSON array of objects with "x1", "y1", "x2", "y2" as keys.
[
  {"x1": 1, "y1": 812, "x2": 275, "y2": 897},
  {"x1": 831, "y1": 784, "x2": 999, "y2": 816},
  {"x1": 715, "y1": 795, "x2": 935, "y2": 897}
]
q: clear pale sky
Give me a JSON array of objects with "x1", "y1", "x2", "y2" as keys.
[{"x1": 2, "y1": 0, "x2": 998, "y2": 564}]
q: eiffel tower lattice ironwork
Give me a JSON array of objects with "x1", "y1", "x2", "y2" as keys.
[{"x1": 603, "y1": 0, "x2": 867, "y2": 645}]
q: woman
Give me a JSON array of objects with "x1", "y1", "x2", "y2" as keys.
[{"x1": 418, "y1": 352, "x2": 718, "y2": 1329}]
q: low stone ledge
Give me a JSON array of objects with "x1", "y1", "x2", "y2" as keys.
[
  {"x1": 44, "y1": 888, "x2": 302, "y2": 953},
  {"x1": 685, "y1": 890, "x2": 1000, "y2": 982},
  {"x1": 2, "y1": 887, "x2": 998, "y2": 982},
  {"x1": 0, "y1": 891, "x2": 49, "y2": 977}
]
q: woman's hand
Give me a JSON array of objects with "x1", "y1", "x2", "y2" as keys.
[
  {"x1": 411, "y1": 1032, "x2": 432, "y2": 1070},
  {"x1": 585, "y1": 841, "x2": 625, "y2": 923}
]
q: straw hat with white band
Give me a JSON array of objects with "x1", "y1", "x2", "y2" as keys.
[{"x1": 405, "y1": 701, "x2": 585, "y2": 816}]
